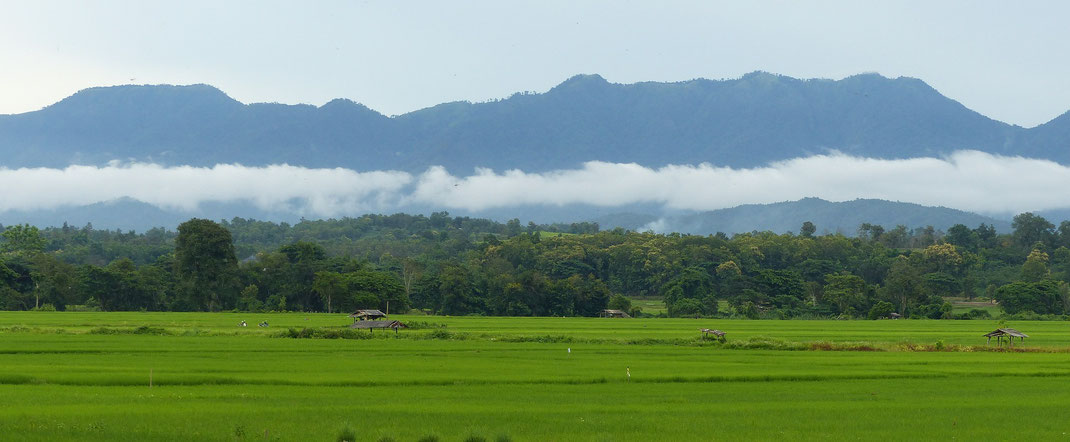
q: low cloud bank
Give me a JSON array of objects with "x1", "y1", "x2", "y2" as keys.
[{"x1": 1, "y1": 150, "x2": 1068, "y2": 216}]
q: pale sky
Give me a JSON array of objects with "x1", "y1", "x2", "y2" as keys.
[{"x1": 2, "y1": 0, "x2": 1068, "y2": 127}]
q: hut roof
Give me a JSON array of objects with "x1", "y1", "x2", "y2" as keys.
[
  {"x1": 700, "y1": 328, "x2": 726, "y2": 337},
  {"x1": 349, "y1": 309, "x2": 387, "y2": 319},
  {"x1": 349, "y1": 320, "x2": 407, "y2": 329},
  {"x1": 600, "y1": 309, "x2": 632, "y2": 318},
  {"x1": 984, "y1": 328, "x2": 1029, "y2": 338}
]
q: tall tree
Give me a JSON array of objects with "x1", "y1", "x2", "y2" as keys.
[
  {"x1": 1, "y1": 224, "x2": 47, "y2": 257},
  {"x1": 312, "y1": 271, "x2": 344, "y2": 313},
  {"x1": 1012, "y1": 213, "x2": 1055, "y2": 248},
  {"x1": 174, "y1": 219, "x2": 238, "y2": 311},
  {"x1": 881, "y1": 256, "x2": 926, "y2": 314}
]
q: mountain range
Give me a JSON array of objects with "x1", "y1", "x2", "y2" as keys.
[
  {"x1": 3, "y1": 72, "x2": 1069, "y2": 173},
  {"x1": 0, "y1": 197, "x2": 1016, "y2": 236},
  {"x1": 2, "y1": 72, "x2": 1068, "y2": 233},
  {"x1": 634, "y1": 198, "x2": 1012, "y2": 236}
]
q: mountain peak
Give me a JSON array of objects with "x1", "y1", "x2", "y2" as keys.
[
  {"x1": 45, "y1": 83, "x2": 242, "y2": 115},
  {"x1": 551, "y1": 74, "x2": 610, "y2": 91}
]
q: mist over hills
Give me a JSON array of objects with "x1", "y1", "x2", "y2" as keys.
[
  {"x1": 0, "y1": 197, "x2": 1017, "y2": 236},
  {"x1": 2, "y1": 72, "x2": 1067, "y2": 173},
  {"x1": 639, "y1": 198, "x2": 1013, "y2": 236},
  {"x1": 3, "y1": 72, "x2": 1070, "y2": 234}
]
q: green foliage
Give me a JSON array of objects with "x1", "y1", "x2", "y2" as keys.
[
  {"x1": 995, "y1": 280, "x2": 1067, "y2": 315},
  {"x1": 0, "y1": 224, "x2": 47, "y2": 256},
  {"x1": 1012, "y1": 213, "x2": 1055, "y2": 248},
  {"x1": 867, "y1": 301, "x2": 895, "y2": 320},
  {"x1": 336, "y1": 425, "x2": 357, "y2": 442},
  {"x1": 607, "y1": 294, "x2": 632, "y2": 312},
  {"x1": 1021, "y1": 249, "x2": 1051, "y2": 282},
  {"x1": 175, "y1": 219, "x2": 239, "y2": 311},
  {"x1": 1, "y1": 212, "x2": 1069, "y2": 320}
]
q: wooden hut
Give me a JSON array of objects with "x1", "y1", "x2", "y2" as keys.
[
  {"x1": 984, "y1": 328, "x2": 1028, "y2": 347},
  {"x1": 349, "y1": 309, "x2": 387, "y2": 321},
  {"x1": 700, "y1": 328, "x2": 726, "y2": 341},
  {"x1": 599, "y1": 309, "x2": 632, "y2": 318},
  {"x1": 350, "y1": 320, "x2": 408, "y2": 335}
]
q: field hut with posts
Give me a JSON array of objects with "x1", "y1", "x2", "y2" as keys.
[
  {"x1": 599, "y1": 309, "x2": 632, "y2": 318},
  {"x1": 984, "y1": 328, "x2": 1029, "y2": 347},
  {"x1": 700, "y1": 328, "x2": 726, "y2": 342},
  {"x1": 348, "y1": 309, "x2": 406, "y2": 335},
  {"x1": 350, "y1": 319, "x2": 408, "y2": 335}
]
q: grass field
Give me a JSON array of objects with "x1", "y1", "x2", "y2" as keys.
[{"x1": 2, "y1": 312, "x2": 1070, "y2": 441}]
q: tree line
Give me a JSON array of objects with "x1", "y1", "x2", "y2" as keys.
[{"x1": 1, "y1": 212, "x2": 1068, "y2": 319}]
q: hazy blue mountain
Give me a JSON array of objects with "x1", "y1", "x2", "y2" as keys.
[
  {"x1": 0, "y1": 196, "x2": 1018, "y2": 236},
  {"x1": 647, "y1": 198, "x2": 1013, "y2": 235},
  {"x1": 1, "y1": 72, "x2": 1059, "y2": 173},
  {"x1": 0, "y1": 198, "x2": 307, "y2": 233}
]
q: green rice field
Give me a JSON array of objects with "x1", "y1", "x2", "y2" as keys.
[{"x1": 2, "y1": 312, "x2": 1070, "y2": 441}]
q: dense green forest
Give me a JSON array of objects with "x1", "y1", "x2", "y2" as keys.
[{"x1": 1, "y1": 212, "x2": 1068, "y2": 319}]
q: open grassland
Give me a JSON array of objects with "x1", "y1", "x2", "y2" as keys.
[{"x1": 2, "y1": 313, "x2": 1070, "y2": 441}]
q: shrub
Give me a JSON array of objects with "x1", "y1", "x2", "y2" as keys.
[
  {"x1": 738, "y1": 301, "x2": 760, "y2": 320},
  {"x1": 132, "y1": 325, "x2": 167, "y2": 335},
  {"x1": 867, "y1": 301, "x2": 895, "y2": 320},
  {"x1": 336, "y1": 425, "x2": 357, "y2": 442},
  {"x1": 607, "y1": 294, "x2": 631, "y2": 312},
  {"x1": 425, "y1": 329, "x2": 454, "y2": 340},
  {"x1": 671, "y1": 298, "x2": 705, "y2": 317}
]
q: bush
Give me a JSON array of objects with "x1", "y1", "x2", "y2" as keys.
[
  {"x1": 65, "y1": 304, "x2": 101, "y2": 312},
  {"x1": 132, "y1": 325, "x2": 167, "y2": 335},
  {"x1": 867, "y1": 301, "x2": 895, "y2": 320},
  {"x1": 607, "y1": 294, "x2": 631, "y2": 312},
  {"x1": 425, "y1": 329, "x2": 454, "y2": 340},
  {"x1": 738, "y1": 301, "x2": 760, "y2": 320},
  {"x1": 672, "y1": 298, "x2": 705, "y2": 317},
  {"x1": 336, "y1": 425, "x2": 357, "y2": 442}
]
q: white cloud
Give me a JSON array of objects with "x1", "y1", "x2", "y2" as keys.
[
  {"x1": 409, "y1": 151, "x2": 1070, "y2": 214},
  {"x1": 0, "y1": 163, "x2": 412, "y2": 216},
  {"x1": 2, "y1": 151, "x2": 1069, "y2": 216}
]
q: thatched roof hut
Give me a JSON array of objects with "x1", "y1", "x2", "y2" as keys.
[
  {"x1": 700, "y1": 328, "x2": 726, "y2": 340},
  {"x1": 599, "y1": 309, "x2": 631, "y2": 318},
  {"x1": 349, "y1": 309, "x2": 387, "y2": 321},
  {"x1": 350, "y1": 320, "x2": 407, "y2": 330},
  {"x1": 984, "y1": 328, "x2": 1028, "y2": 347},
  {"x1": 350, "y1": 320, "x2": 407, "y2": 335}
]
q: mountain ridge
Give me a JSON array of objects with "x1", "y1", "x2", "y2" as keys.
[
  {"x1": 0, "y1": 196, "x2": 1019, "y2": 235},
  {"x1": 2, "y1": 72, "x2": 1065, "y2": 173}
]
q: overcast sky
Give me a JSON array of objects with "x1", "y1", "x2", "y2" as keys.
[{"x1": 2, "y1": 1, "x2": 1068, "y2": 127}]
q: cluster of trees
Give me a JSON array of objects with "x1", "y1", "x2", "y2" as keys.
[{"x1": 2, "y1": 212, "x2": 1070, "y2": 318}]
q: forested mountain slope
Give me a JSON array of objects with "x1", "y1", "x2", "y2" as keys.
[{"x1": 2, "y1": 72, "x2": 1059, "y2": 172}]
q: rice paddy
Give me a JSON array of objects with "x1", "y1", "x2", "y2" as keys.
[{"x1": 2, "y1": 312, "x2": 1070, "y2": 441}]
